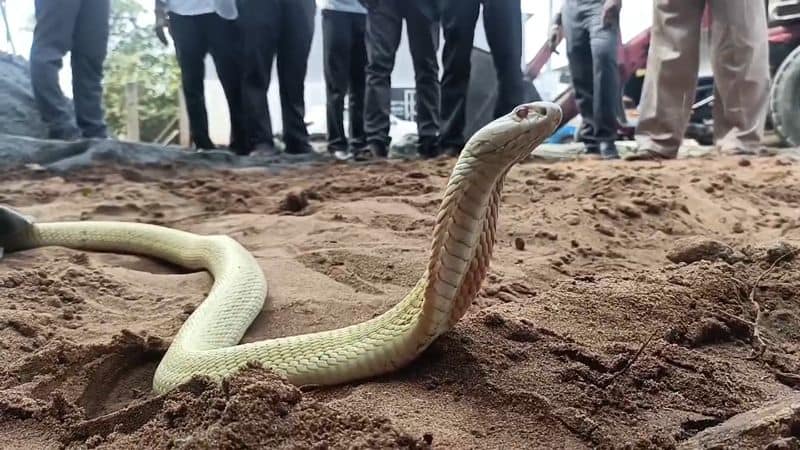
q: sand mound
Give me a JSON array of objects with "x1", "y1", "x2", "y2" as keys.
[{"x1": 72, "y1": 363, "x2": 429, "y2": 449}]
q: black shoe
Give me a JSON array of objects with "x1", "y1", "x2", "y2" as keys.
[
  {"x1": 417, "y1": 139, "x2": 440, "y2": 159},
  {"x1": 353, "y1": 142, "x2": 387, "y2": 161},
  {"x1": 250, "y1": 142, "x2": 280, "y2": 157},
  {"x1": 194, "y1": 142, "x2": 217, "y2": 151},
  {"x1": 599, "y1": 142, "x2": 620, "y2": 160},
  {"x1": 584, "y1": 144, "x2": 600, "y2": 155},
  {"x1": 441, "y1": 145, "x2": 462, "y2": 157},
  {"x1": 418, "y1": 146, "x2": 440, "y2": 159},
  {"x1": 285, "y1": 143, "x2": 313, "y2": 155}
]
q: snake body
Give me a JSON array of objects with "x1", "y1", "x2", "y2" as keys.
[{"x1": 0, "y1": 102, "x2": 561, "y2": 394}]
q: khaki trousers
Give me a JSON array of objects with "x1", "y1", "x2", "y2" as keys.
[{"x1": 635, "y1": 0, "x2": 770, "y2": 155}]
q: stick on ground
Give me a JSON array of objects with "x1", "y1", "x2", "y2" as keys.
[
  {"x1": 745, "y1": 248, "x2": 799, "y2": 360},
  {"x1": 601, "y1": 328, "x2": 659, "y2": 388}
]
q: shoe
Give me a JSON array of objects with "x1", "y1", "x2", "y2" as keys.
[
  {"x1": 623, "y1": 147, "x2": 675, "y2": 161},
  {"x1": 353, "y1": 142, "x2": 387, "y2": 161},
  {"x1": 584, "y1": 144, "x2": 600, "y2": 155},
  {"x1": 417, "y1": 139, "x2": 440, "y2": 159},
  {"x1": 599, "y1": 142, "x2": 620, "y2": 160},
  {"x1": 285, "y1": 143, "x2": 313, "y2": 154},
  {"x1": 441, "y1": 145, "x2": 462, "y2": 157},
  {"x1": 417, "y1": 146, "x2": 440, "y2": 159},
  {"x1": 330, "y1": 149, "x2": 352, "y2": 161},
  {"x1": 250, "y1": 142, "x2": 279, "y2": 157},
  {"x1": 718, "y1": 146, "x2": 757, "y2": 156}
]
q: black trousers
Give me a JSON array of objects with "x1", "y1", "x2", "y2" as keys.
[
  {"x1": 363, "y1": 0, "x2": 439, "y2": 153},
  {"x1": 169, "y1": 12, "x2": 246, "y2": 152},
  {"x1": 30, "y1": 0, "x2": 109, "y2": 140},
  {"x1": 322, "y1": 10, "x2": 367, "y2": 153},
  {"x1": 440, "y1": 0, "x2": 523, "y2": 150},
  {"x1": 563, "y1": 0, "x2": 620, "y2": 147},
  {"x1": 238, "y1": 0, "x2": 316, "y2": 153}
]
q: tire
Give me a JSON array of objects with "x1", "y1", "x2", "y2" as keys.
[{"x1": 769, "y1": 44, "x2": 800, "y2": 147}]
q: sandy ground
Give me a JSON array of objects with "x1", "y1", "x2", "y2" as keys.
[{"x1": 2, "y1": 152, "x2": 800, "y2": 449}]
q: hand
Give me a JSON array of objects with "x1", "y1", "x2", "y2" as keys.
[
  {"x1": 154, "y1": 0, "x2": 169, "y2": 45},
  {"x1": 548, "y1": 24, "x2": 563, "y2": 52},
  {"x1": 602, "y1": 0, "x2": 621, "y2": 27}
]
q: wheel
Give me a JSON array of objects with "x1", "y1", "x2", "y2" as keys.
[{"x1": 769, "y1": 43, "x2": 800, "y2": 147}]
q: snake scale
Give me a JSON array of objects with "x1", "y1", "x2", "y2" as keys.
[{"x1": 0, "y1": 102, "x2": 561, "y2": 394}]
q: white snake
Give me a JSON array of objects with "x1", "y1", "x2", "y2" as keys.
[{"x1": 0, "y1": 102, "x2": 561, "y2": 394}]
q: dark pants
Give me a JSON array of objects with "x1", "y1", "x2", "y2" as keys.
[
  {"x1": 563, "y1": 0, "x2": 620, "y2": 148},
  {"x1": 30, "y1": 0, "x2": 109, "y2": 140},
  {"x1": 322, "y1": 10, "x2": 367, "y2": 153},
  {"x1": 169, "y1": 12, "x2": 246, "y2": 152},
  {"x1": 237, "y1": 0, "x2": 316, "y2": 153},
  {"x1": 440, "y1": 0, "x2": 523, "y2": 151},
  {"x1": 363, "y1": 0, "x2": 440, "y2": 154}
]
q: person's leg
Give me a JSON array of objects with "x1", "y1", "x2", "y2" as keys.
[
  {"x1": 439, "y1": 0, "x2": 480, "y2": 155},
  {"x1": 237, "y1": 0, "x2": 280, "y2": 152},
  {"x1": 170, "y1": 13, "x2": 214, "y2": 149},
  {"x1": 207, "y1": 13, "x2": 248, "y2": 153},
  {"x1": 562, "y1": 0, "x2": 598, "y2": 152},
  {"x1": 322, "y1": 9, "x2": 352, "y2": 155},
  {"x1": 403, "y1": 0, "x2": 441, "y2": 157},
  {"x1": 363, "y1": 0, "x2": 403, "y2": 157},
  {"x1": 632, "y1": 0, "x2": 705, "y2": 159},
  {"x1": 709, "y1": 0, "x2": 770, "y2": 154},
  {"x1": 482, "y1": 0, "x2": 524, "y2": 119},
  {"x1": 71, "y1": 0, "x2": 110, "y2": 139},
  {"x1": 348, "y1": 13, "x2": 368, "y2": 151},
  {"x1": 587, "y1": 0, "x2": 621, "y2": 159},
  {"x1": 29, "y1": 0, "x2": 81, "y2": 140},
  {"x1": 276, "y1": 0, "x2": 316, "y2": 154}
]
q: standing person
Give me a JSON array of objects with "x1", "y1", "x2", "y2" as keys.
[
  {"x1": 549, "y1": 0, "x2": 622, "y2": 160},
  {"x1": 625, "y1": 0, "x2": 770, "y2": 160},
  {"x1": 439, "y1": 0, "x2": 525, "y2": 158},
  {"x1": 359, "y1": 0, "x2": 440, "y2": 160},
  {"x1": 29, "y1": 0, "x2": 110, "y2": 141},
  {"x1": 237, "y1": 0, "x2": 316, "y2": 156},
  {"x1": 154, "y1": 0, "x2": 247, "y2": 154},
  {"x1": 321, "y1": 0, "x2": 368, "y2": 161}
]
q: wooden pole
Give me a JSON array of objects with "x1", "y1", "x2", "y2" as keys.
[
  {"x1": 124, "y1": 81, "x2": 140, "y2": 141},
  {"x1": 178, "y1": 89, "x2": 190, "y2": 148}
]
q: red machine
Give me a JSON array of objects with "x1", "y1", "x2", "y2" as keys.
[{"x1": 526, "y1": 1, "x2": 800, "y2": 147}]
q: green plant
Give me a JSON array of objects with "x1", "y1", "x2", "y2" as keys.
[{"x1": 103, "y1": 0, "x2": 180, "y2": 142}]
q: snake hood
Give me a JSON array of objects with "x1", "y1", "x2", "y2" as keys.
[{"x1": 420, "y1": 101, "x2": 562, "y2": 339}]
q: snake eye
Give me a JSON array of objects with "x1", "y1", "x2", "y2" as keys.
[{"x1": 515, "y1": 106, "x2": 529, "y2": 119}]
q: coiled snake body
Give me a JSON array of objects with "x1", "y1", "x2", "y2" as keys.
[{"x1": 0, "y1": 102, "x2": 561, "y2": 394}]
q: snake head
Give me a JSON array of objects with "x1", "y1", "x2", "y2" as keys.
[
  {"x1": 0, "y1": 205, "x2": 35, "y2": 256},
  {"x1": 462, "y1": 101, "x2": 562, "y2": 165}
]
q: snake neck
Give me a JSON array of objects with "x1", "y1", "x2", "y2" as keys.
[{"x1": 412, "y1": 155, "x2": 508, "y2": 344}]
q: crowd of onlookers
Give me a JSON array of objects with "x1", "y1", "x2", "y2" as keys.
[
  {"x1": 27, "y1": 0, "x2": 772, "y2": 164},
  {"x1": 28, "y1": 0, "x2": 525, "y2": 162}
]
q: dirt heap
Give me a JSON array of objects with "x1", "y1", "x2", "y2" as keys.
[
  {"x1": 0, "y1": 334, "x2": 427, "y2": 449},
  {"x1": 2, "y1": 154, "x2": 800, "y2": 448}
]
